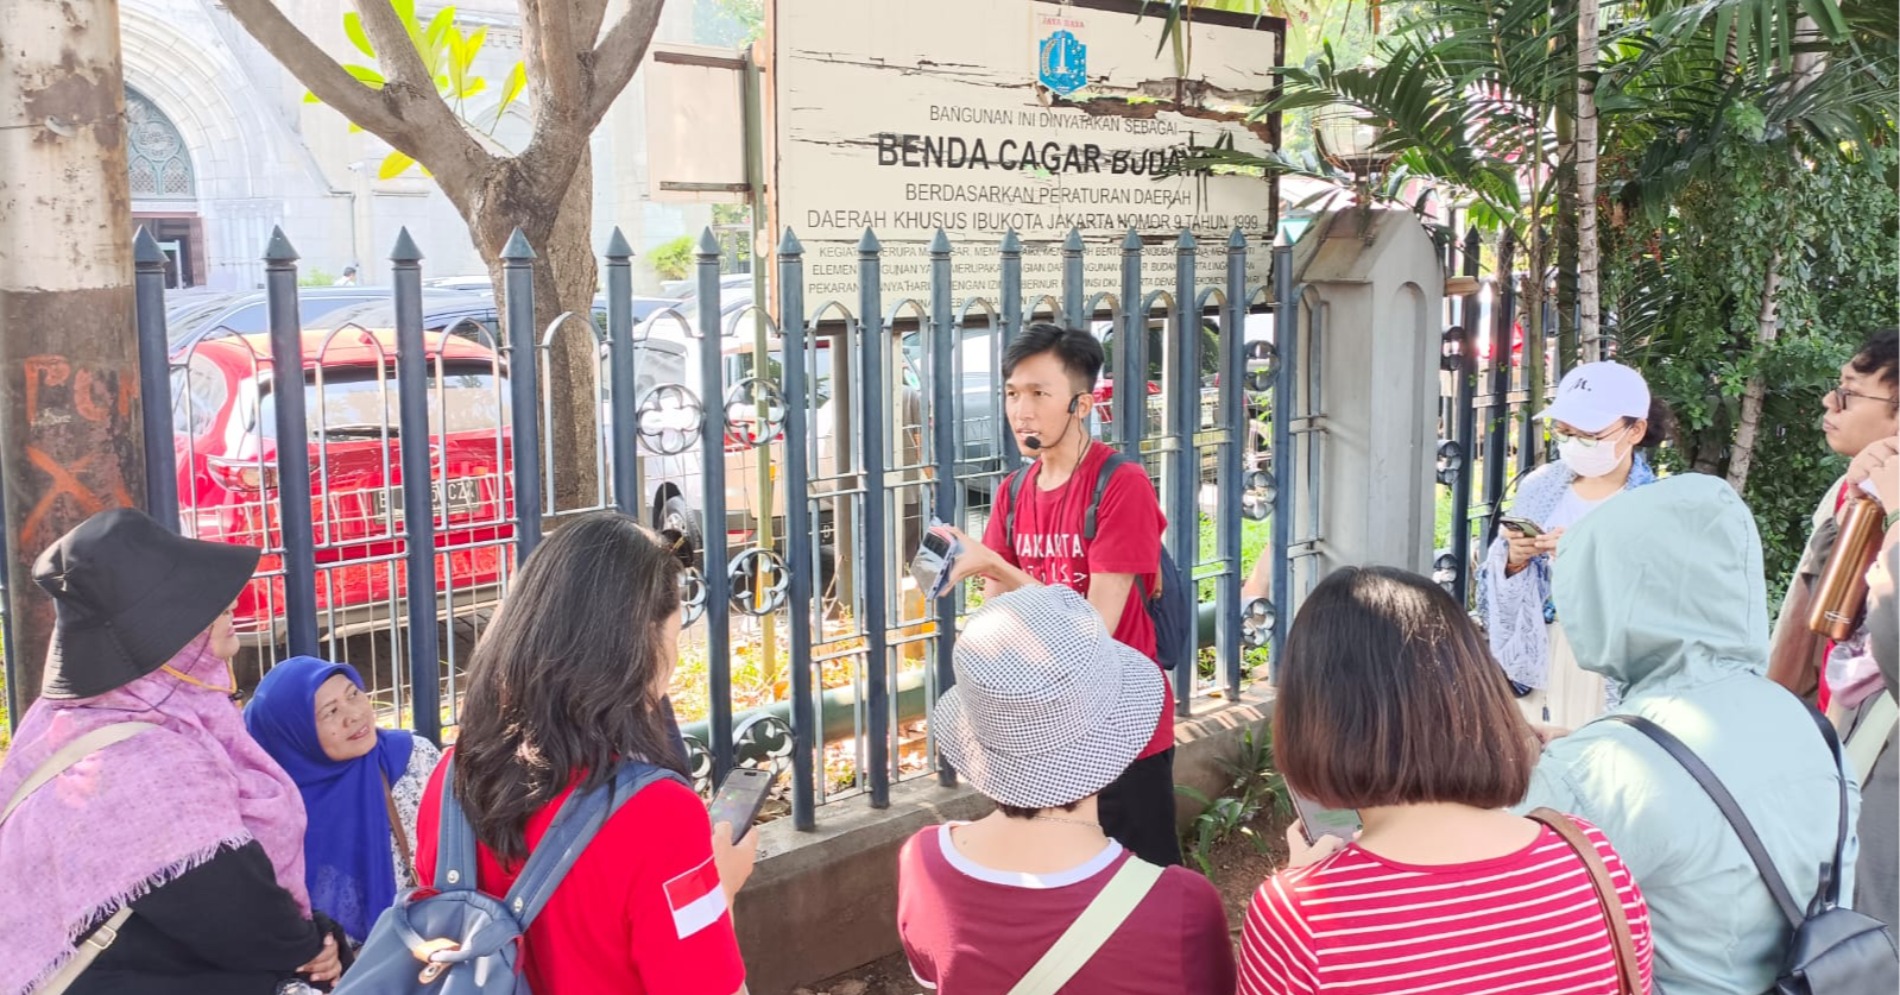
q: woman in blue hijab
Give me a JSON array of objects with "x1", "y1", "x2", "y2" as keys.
[{"x1": 245, "y1": 656, "x2": 443, "y2": 945}]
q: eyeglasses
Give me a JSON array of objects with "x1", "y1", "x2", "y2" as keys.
[
  {"x1": 1552, "y1": 423, "x2": 1630, "y2": 448},
  {"x1": 1829, "y1": 387, "x2": 1900, "y2": 411}
]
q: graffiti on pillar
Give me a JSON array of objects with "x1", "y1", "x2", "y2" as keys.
[{"x1": 16, "y1": 354, "x2": 138, "y2": 550}]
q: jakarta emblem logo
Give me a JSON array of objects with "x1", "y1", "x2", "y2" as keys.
[{"x1": 1039, "y1": 29, "x2": 1088, "y2": 95}]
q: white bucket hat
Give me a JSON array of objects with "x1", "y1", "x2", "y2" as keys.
[{"x1": 930, "y1": 585, "x2": 1165, "y2": 809}]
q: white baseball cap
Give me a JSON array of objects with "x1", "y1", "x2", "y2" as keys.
[{"x1": 1536, "y1": 361, "x2": 1651, "y2": 434}]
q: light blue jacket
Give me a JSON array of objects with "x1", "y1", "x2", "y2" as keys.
[{"x1": 1518, "y1": 475, "x2": 1860, "y2": 995}]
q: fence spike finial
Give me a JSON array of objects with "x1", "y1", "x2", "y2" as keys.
[
  {"x1": 1228, "y1": 227, "x2": 1248, "y2": 250},
  {"x1": 858, "y1": 227, "x2": 881, "y2": 253},
  {"x1": 696, "y1": 226, "x2": 723, "y2": 257},
  {"x1": 605, "y1": 227, "x2": 633, "y2": 260},
  {"x1": 264, "y1": 226, "x2": 299, "y2": 262},
  {"x1": 1000, "y1": 228, "x2": 1023, "y2": 254},
  {"x1": 1063, "y1": 227, "x2": 1085, "y2": 252},
  {"x1": 778, "y1": 227, "x2": 803, "y2": 255},
  {"x1": 1176, "y1": 228, "x2": 1197, "y2": 250},
  {"x1": 929, "y1": 228, "x2": 952, "y2": 254},
  {"x1": 1122, "y1": 227, "x2": 1143, "y2": 251},
  {"x1": 390, "y1": 227, "x2": 423, "y2": 263},
  {"x1": 134, "y1": 226, "x2": 166, "y2": 264},
  {"x1": 500, "y1": 228, "x2": 535, "y2": 261}
]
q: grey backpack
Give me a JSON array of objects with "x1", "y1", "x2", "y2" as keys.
[
  {"x1": 334, "y1": 757, "x2": 686, "y2": 994},
  {"x1": 1606, "y1": 709, "x2": 1899, "y2": 994}
]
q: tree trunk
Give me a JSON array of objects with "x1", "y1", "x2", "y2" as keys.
[
  {"x1": 470, "y1": 155, "x2": 602, "y2": 519},
  {"x1": 1726, "y1": 250, "x2": 1781, "y2": 492},
  {"x1": 1725, "y1": 16, "x2": 1821, "y2": 494},
  {"x1": 1554, "y1": 0, "x2": 1580, "y2": 369},
  {"x1": 1577, "y1": 0, "x2": 1603, "y2": 361},
  {"x1": 0, "y1": 0, "x2": 144, "y2": 710}
]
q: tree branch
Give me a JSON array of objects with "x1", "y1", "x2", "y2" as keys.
[
  {"x1": 521, "y1": 0, "x2": 584, "y2": 129},
  {"x1": 220, "y1": 0, "x2": 415, "y2": 144},
  {"x1": 584, "y1": 0, "x2": 666, "y2": 130},
  {"x1": 574, "y1": 0, "x2": 612, "y2": 54},
  {"x1": 354, "y1": 0, "x2": 434, "y2": 93}
]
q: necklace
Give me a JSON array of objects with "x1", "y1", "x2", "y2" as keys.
[
  {"x1": 162, "y1": 663, "x2": 237, "y2": 697},
  {"x1": 1029, "y1": 814, "x2": 1102, "y2": 830}
]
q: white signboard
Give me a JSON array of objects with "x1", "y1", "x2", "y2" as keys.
[{"x1": 768, "y1": 0, "x2": 1283, "y2": 313}]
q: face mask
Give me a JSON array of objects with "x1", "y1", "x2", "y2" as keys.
[{"x1": 1559, "y1": 432, "x2": 1628, "y2": 478}]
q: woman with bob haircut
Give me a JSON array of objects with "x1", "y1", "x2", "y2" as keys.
[
  {"x1": 1238, "y1": 566, "x2": 1654, "y2": 995},
  {"x1": 413, "y1": 512, "x2": 756, "y2": 995}
]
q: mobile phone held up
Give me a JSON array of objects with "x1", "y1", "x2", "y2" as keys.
[
  {"x1": 908, "y1": 523, "x2": 963, "y2": 602},
  {"x1": 707, "y1": 768, "x2": 776, "y2": 845},
  {"x1": 1289, "y1": 789, "x2": 1362, "y2": 847},
  {"x1": 1499, "y1": 514, "x2": 1544, "y2": 538}
]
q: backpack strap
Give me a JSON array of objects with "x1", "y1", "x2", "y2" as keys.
[
  {"x1": 1003, "y1": 466, "x2": 1031, "y2": 551},
  {"x1": 501, "y1": 761, "x2": 688, "y2": 927},
  {"x1": 1603, "y1": 714, "x2": 1818, "y2": 926},
  {"x1": 1082, "y1": 452, "x2": 1154, "y2": 600},
  {"x1": 1005, "y1": 857, "x2": 1164, "y2": 995},
  {"x1": 432, "y1": 756, "x2": 483, "y2": 894}
]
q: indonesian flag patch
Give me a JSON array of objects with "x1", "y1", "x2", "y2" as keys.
[{"x1": 663, "y1": 856, "x2": 727, "y2": 939}]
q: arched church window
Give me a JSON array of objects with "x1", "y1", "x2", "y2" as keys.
[{"x1": 126, "y1": 88, "x2": 195, "y2": 199}]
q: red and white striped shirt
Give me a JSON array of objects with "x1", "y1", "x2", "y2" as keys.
[{"x1": 1239, "y1": 814, "x2": 1653, "y2": 995}]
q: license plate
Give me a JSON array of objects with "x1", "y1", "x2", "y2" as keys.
[{"x1": 362, "y1": 478, "x2": 484, "y2": 523}]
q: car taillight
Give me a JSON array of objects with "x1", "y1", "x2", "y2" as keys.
[{"x1": 208, "y1": 457, "x2": 279, "y2": 492}]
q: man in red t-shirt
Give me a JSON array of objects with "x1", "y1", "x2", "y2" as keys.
[{"x1": 944, "y1": 321, "x2": 1181, "y2": 866}]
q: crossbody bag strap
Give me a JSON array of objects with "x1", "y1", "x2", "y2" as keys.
[
  {"x1": 1845, "y1": 693, "x2": 1899, "y2": 785},
  {"x1": 432, "y1": 756, "x2": 483, "y2": 893},
  {"x1": 34, "y1": 905, "x2": 137, "y2": 995},
  {"x1": 1527, "y1": 809, "x2": 1643, "y2": 995},
  {"x1": 1795, "y1": 698, "x2": 1851, "y2": 909},
  {"x1": 1603, "y1": 714, "x2": 1805, "y2": 926},
  {"x1": 2, "y1": 722, "x2": 157, "y2": 826},
  {"x1": 1004, "y1": 468, "x2": 1029, "y2": 550},
  {"x1": 1005, "y1": 857, "x2": 1165, "y2": 995},
  {"x1": 2, "y1": 722, "x2": 157, "y2": 995},
  {"x1": 380, "y1": 769, "x2": 417, "y2": 884}
]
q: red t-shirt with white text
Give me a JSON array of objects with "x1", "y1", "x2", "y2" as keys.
[
  {"x1": 416, "y1": 751, "x2": 745, "y2": 995},
  {"x1": 983, "y1": 441, "x2": 1174, "y2": 756}
]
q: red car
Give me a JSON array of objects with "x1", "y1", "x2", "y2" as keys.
[{"x1": 171, "y1": 329, "x2": 513, "y2": 647}]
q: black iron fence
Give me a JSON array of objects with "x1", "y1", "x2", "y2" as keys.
[
  {"x1": 0, "y1": 221, "x2": 1317, "y2": 830},
  {"x1": 1433, "y1": 229, "x2": 1562, "y2": 609}
]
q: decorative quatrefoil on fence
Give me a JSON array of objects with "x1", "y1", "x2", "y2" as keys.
[
  {"x1": 727, "y1": 548, "x2": 790, "y2": 616},
  {"x1": 679, "y1": 566, "x2": 709, "y2": 626},
  {"x1": 1246, "y1": 340, "x2": 1277, "y2": 392},
  {"x1": 680, "y1": 734, "x2": 714, "y2": 795},
  {"x1": 1241, "y1": 596, "x2": 1275, "y2": 648},
  {"x1": 732, "y1": 713, "x2": 794, "y2": 777},
  {"x1": 636, "y1": 383, "x2": 705, "y2": 456},
  {"x1": 721, "y1": 377, "x2": 788, "y2": 449}
]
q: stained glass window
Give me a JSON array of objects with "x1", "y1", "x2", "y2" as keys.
[{"x1": 126, "y1": 88, "x2": 194, "y2": 199}]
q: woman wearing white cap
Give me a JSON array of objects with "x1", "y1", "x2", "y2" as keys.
[
  {"x1": 1478, "y1": 361, "x2": 1673, "y2": 729},
  {"x1": 896, "y1": 585, "x2": 1236, "y2": 994}
]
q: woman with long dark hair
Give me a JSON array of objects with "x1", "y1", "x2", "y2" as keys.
[{"x1": 413, "y1": 512, "x2": 755, "y2": 995}]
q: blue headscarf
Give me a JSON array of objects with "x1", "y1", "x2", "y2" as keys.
[{"x1": 244, "y1": 657, "x2": 415, "y2": 942}]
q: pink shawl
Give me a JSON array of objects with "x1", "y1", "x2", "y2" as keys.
[{"x1": 0, "y1": 637, "x2": 311, "y2": 995}]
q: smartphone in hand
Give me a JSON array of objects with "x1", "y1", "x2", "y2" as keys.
[
  {"x1": 1289, "y1": 789, "x2": 1362, "y2": 847},
  {"x1": 1499, "y1": 515, "x2": 1544, "y2": 538},
  {"x1": 707, "y1": 768, "x2": 776, "y2": 844},
  {"x1": 908, "y1": 523, "x2": 963, "y2": 601}
]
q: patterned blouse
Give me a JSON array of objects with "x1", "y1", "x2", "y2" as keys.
[{"x1": 389, "y1": 737, "x2": 443, "y2": 889}]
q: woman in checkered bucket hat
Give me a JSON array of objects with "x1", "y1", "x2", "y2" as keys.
[{"x1": 894, "y1": 586, "x2": 1236, "y2": 994}]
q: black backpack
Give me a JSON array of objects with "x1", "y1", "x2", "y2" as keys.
[
  {"x1": 1002, "y1": 451, "x2": 1193, "y2": 672},
  {"x1": 1605, "y1": 709, "x2": 1899, "y2": 994}
]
